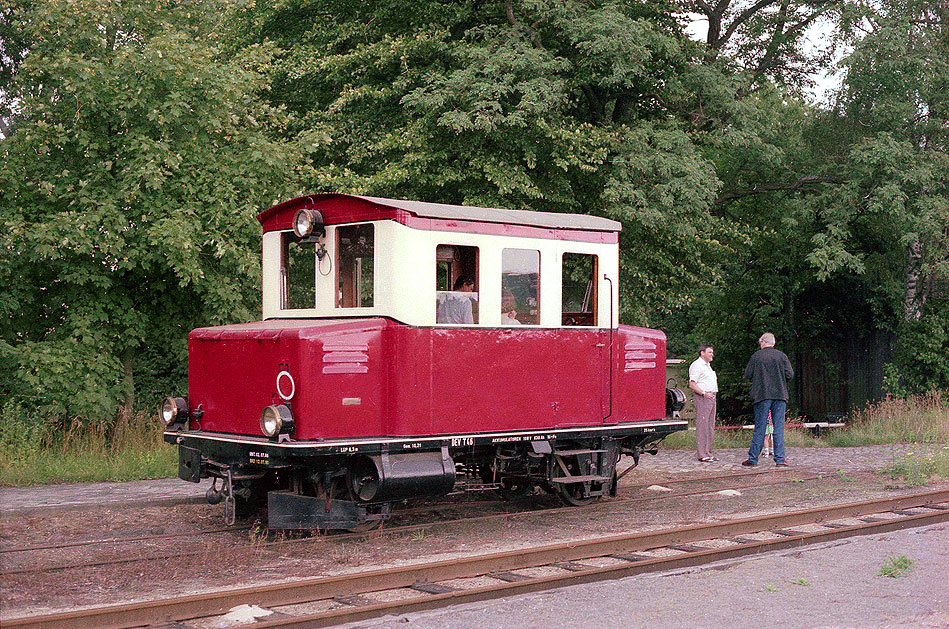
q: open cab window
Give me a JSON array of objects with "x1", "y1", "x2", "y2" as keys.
[
  {"x1": 562, "y1": 253, "x2": 597, "y2": 326},
  {"x1": 337, "y1": 224, "x2": 374, "y2": 308},
  {"x1": 435, "y1": 245, "x2": 479, "y2": 324},
  {"x1": 281, "y1": 235, "x2": 317, "y2": 310}
]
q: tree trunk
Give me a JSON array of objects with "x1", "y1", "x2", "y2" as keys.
[
  {"x1": 902, "y1": 239, "x2": 925, "y2": 321},
  {"x1": 114, "y1": 346, "x2": 136, "y2": 448}
]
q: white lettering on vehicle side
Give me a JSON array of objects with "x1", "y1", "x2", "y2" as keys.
[{"x1": 249, "y1": 451, "x2": 270, "y2": 465}]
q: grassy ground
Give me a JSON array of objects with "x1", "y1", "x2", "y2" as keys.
[
  {"x1": 1, "y1": 393, "x2": 946, "y2": 487},
  {"x1": 887, "y1": 444, "x2": 949, "y2": 486},
  {"x1": 662, "y1": 424, "x2": 825, "y2": 450},
  {"x1": 0, "y1": 411, "x2": 177, "y2": 486},
  {"x1": 0, "y1": 445, "x2": 178, "y2": 486},
  {"x1": 664, "y1": 392, "x2": 949, "y2": 484}
]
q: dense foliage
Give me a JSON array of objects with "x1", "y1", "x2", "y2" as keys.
[
  {"x1": 0, "y1": 0, "x2": 306, "y2": 433},
  {"x1": 0, "y1": 0, "x2": 946, "y2": 437}
]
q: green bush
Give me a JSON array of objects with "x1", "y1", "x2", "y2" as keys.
[
  {"x1": 886, "y1": 301, "x2": 949, "y2": 397},
  {"x1": 0, "y1": 399, "x2": 53, "y2": 460}
]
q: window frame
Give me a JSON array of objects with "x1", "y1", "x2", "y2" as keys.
[
  {"x1": 279, "y1": 232, "x2": 318, "y2": 311},
  {"x1": 501, "y1": 247, "x2": 541, "y2": 327},
  {"x1": 561, "y1": 252, "x2": 599, "y2": 327},
  {"x1": 335, "y1": 223, "x2": 376, "y2": 309},
  {"x1": 435, "y1": 244, "x2": 480, "y2": 325}
]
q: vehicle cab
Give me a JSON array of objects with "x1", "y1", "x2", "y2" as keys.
[{"x1": 258, "y1": 193, "x2": 620, "y2": 329}]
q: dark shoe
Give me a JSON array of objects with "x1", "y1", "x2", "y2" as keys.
[
  {"x1": 699, "y1": 457, "x2": 713, "y2": 462},
  {"x1": 775, "y1": 462, "x2": 789, "y2": 467},
  {"x1": 741, "y1": 460, "x2": 756, "y2": 467}
]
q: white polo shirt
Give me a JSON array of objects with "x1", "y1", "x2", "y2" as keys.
[{"x1": 689, "y1": 357, "x2": 718, "y2": 393}]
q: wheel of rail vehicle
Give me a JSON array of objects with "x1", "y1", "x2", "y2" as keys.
[
  {"x1": 479, "y1": 457, "x2": 534, "y2": 500},
  {"x1": 233, "y1": 476, "x2": 277, "y2": 518},
  {"x1": 498, "y1": 476, "x2": 534, "y2": 500},
  {"x1": 338, "y1": 472, "x2": 384, "y2": 532},
  {"x1": 550, "y1": 443, "x2": 599, "y2": 507}
]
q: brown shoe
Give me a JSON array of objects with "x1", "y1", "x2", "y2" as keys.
[
  {"x1": 776, "y1": 462, "x2": 789, "y2": 467},
  {"x1": 741, "y1": 460, "x2": 756, "y2": 467}
]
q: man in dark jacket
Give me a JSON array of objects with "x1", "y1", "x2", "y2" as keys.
[{"x1": 741, "y1": 332, "x2": 794, "y2": 467}]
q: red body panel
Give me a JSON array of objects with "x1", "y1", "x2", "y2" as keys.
[
  {"x1": 188, "y1": 319, "x2": 389, "y2": 439},
  {"x1": 187, "y1": 319, "x2": 666, "y2": 440},
  {"x1": 389, "y1": 326, "x2": 612, "y2": 436},
  {"x1": 613, "y1": 325, "x2": 667, "y2": 422}
]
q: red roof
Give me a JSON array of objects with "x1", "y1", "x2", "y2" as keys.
[{"x1": 257, "y1": 193, "x2": 621, "y2": 235}]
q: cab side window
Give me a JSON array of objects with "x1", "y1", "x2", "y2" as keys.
[
  {"x1": 281, "y1": 234, "x2": 316, "y2": 309},
  {"x1": 501, "y1": 249, "x2": 539, "y2": 326},
  {"x1": 562, "y1": 253, "x2": 597, "y2": 326},
  {"x1": 337, "y1": 224, "x2": 374, "y2": 308},
  {"x1": 435, "y1": 245, "x2": 479, "y2": 324}
]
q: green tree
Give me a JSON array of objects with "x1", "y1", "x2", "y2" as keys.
[
  {"x1": 233, "y1": 1, "x2": 886, "y2": 411},
  {"x1": 0, "y1": 0, "x2": 306, "y2": 433},
  {"x1": 661, "y1": 1, "x2": 948, "y2": 406},
  {"x1": 230, "y1": 0, "x2": 729, "y2": 320},
  {"x1": 804, "y1": 0, "x2": 949, "y2": 394}
]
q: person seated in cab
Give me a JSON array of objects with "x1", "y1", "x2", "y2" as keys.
[
  {"x1": 501, "y1": 289, "x2": 520, "y2": 325},
  {"x1": 437, "y1": 276, "x2": 475, "y2": 324}
]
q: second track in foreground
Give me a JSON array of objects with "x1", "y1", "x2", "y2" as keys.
[{"x1": 6, "y1": 488, "x2": 948, "y2": 629}]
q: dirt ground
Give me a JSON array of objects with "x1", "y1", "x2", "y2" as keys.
[{"x1": 3, "y1": 464, "x2": 946, "y2": 620}]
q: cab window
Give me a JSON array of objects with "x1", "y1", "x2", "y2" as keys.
[
  {"x1": 562, "y1": 253, "x2": 597, "y2": 326},
  {"x1": 435, "y1": 245, "x2": 479, "y2": 324},
  {"x1": 337, "y1": 224, "x2": 374, "y2": 308},
  {"x1": 281, "y1": 234, "x2": 316, "y2": 309},
  {"x1": 501, "y1": 249, "x2": 539, "y2": 326}
]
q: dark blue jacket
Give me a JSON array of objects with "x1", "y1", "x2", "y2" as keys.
[{"x1": 744, "y1": 347, "x2": 794, "y2": 403}]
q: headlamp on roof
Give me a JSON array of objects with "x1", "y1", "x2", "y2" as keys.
[{"x1": 292, "y1": 208, "x2": 325, "y2": 239}]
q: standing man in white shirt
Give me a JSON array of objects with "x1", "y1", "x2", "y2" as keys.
[{"x1": 689, "y1": 344, "x2": 718, "y2": 462}]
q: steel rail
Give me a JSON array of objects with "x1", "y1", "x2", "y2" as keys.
[
  {"x1": 258, "y1": 507, "x2": 949, "y2": 629},
  {"x1": 1, "y1": 470, "x2": 807, "y2": 577},
  {"x1": 4, "y1": 488, "x2": 947, "y2": 629}
]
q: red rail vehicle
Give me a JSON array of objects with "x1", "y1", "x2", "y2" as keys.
[{"x1": 161, "y1": 194, "x2": 687, "y2": 529}]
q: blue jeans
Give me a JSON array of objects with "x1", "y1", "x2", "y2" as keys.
[{"x1": 749, "y1": 400, "x2": 786, "y2": 464}]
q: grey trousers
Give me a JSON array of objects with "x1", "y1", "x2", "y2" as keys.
[{"x1": 694, "y1": 393, "x2": 717, "y2": 459}]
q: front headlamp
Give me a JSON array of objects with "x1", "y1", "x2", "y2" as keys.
[
  {"x1": 260, "y1": 404, "x2": 294, "y2": 438},
  {"x1": 160, "y1": 397, "x2": 188, "y2": 426},
  {"x1": 292, "y1": 208, "x2": 325, "y2": 239}
]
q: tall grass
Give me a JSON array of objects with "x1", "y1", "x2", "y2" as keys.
[
  {"x1": 855, "y1": 392, "x2": 949, "y2": 485},
  {"x1": 664, "y1": 391, "x2": 949, "y2": 450},
  {"x1": 0, "y1": 403, "x2": 177, "y2": 486},
  {"x1": 826, "y1": 391, "x2": 948, "y2": 446}
]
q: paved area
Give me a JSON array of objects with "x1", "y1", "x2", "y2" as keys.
[
  {"x1": 0, "y1": 444, "x2": 919, "y2": 515},
  {"x1": 0, "y1": 478, "x2": 211, "y2": 514},
  {"x1": 341, "y1": 521, "x2": 949, "y2": 629}
]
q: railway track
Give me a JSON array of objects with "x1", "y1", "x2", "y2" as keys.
[
  {"x1": 1, "y1": 469, "x2": 805, "y2": 577},
  {"x1": 6, "y1": 488, "x2": 948, "y2": 628}
]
